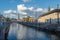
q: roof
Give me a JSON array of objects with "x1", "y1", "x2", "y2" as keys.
[{"x1": 38, "y1": 9, "x2": 60, "y2": 19}]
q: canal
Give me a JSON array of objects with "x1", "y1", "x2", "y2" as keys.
[{"x1": 7, "y1": 23, "x2": 60, "y2": 40}]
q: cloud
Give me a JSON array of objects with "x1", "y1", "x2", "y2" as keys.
[
  {"x1": 51, "y1": 8, "x2": 54, "y2": 11},
  {"x1": 22, "y1": 0, "x2": 31, "y2": 2},
  {"x1": 17, "y1": 4, "x2": 34, "y2": 15},
  {"x1": 17, "y1": 4, "x2": 27, "y2": 11},
  {"x1": 34, "y1": 8, "x2": 43, "y2": 12},
  {"x1": 4, "y1": 10, "x2": 16, "y2": 14},
  {"x1": 17, "y1": 4, "x2": 54, "y2": 19},
  {"x1": 35, "y1": 8, "x2": 47, "y2": 12},
  {"x1": 17, "y1": 4, "x2": 33, "y2": 11},
  {"x1": 34, "y1": 8, "x2": 54, "y2": 13},
  {"x1": 18, "y1": 11, "x2": 27, "y2": 15},
  {"x1": 3, "y1": 10, "x2": 17, "y2": 18},
  {"x1": 17, "y1": 4, "x2": 27, "y2": 15},
  {"x1": 9, "y1": 14, "x2": 16, "y2": 18},
  {"x1": 28, "y1": 7, "x2": 34, "y2": 11}
]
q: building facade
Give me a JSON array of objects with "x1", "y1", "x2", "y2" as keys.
[
  {"x1": 29, "y1": 17, "x2": 35, "y2": 22},
  {"x1": 23, "y1": 17, "x2": 35, "y2": 22},
  {"x1": 38, "y1": 9, "x2": 60, "y2": 23}
]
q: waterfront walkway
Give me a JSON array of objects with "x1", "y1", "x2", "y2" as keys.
[{"x1": 20, "y1": 22, "x2": 60, "y2": 32}]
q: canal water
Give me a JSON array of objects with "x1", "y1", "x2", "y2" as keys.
[{"x1": 7, "y1": 23, "x2": 60, "y2": 40}]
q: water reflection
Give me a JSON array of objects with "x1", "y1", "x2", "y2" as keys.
[
  {"x1": 7, "y1": 23, "x2": 18, "y2": 40},
  {"x1": 7, "y1": 23, "x2": 60, "y2": 40}
]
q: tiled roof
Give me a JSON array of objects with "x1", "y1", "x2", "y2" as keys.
[{"x1": 38, "y1": 9, "x2": 60, "y2": 19}]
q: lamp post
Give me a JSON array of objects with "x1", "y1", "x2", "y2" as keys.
[
  {"x1": 57, "y1": 11, "x2": 59, "y2": 24},
  {"x1": 50, "y1": 18, "x2": 51, "y2": 24}
]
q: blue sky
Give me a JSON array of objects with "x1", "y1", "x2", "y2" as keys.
[{"x1": 0, "y1": 0, "x2": 60, "y2": 19}]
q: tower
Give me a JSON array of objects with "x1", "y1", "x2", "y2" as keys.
[{"x1": 18, "y1": 13, "x2": 20, "y2": 21}]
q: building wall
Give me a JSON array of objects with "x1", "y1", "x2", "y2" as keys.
[
  {"x1": 38, "y1": 12, "x2": 60, "y2": 23},
  {"x1": 23, "y1": 17, "x2": 35, "y2": 22},
  {"x1": 29, "y1": 18, "x2": 35, "y2": 22}
]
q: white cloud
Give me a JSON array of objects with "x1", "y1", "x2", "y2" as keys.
[
  {"x1": 51, "y1": 8, "x2": 54, "y2": 11},
  {"x1": 34, "y1": 8, "x2": 54, "y2": 13},
  {"x1": 17, "y1": 4, "x2": 27, "y2": 11},
  {"x1": 17, "y1": 4, "x2": 34, "y2": 15},
  {"x1": 34, "y1": 8, "x2": 43, "y2": 12},
  {"x1": 33, "y1": 8, "x2": 48, "y2": 13},
  {"x1": 4, "y1": 10, "x2": 16, "y2": 14},
  {"x1": 3, "y1": 10, "x2": 17, "y2": 18},
  {"x1": 17, "y1": 4, "x2": 27, "y2": 15},
  {"x1": 17, "y1": 4, "x2": 33, "y2": 11},
  {"x1": 22, "y1": 0, "x2": 31, "y2": 2},
  {"x1": 28, "y1": 7, "x2": 34, "y2": 11},
  {"x1": 18, "y1": 11, "x2": 27, "y2": 15}
]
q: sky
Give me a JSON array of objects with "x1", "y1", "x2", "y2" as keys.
[{"x1": 0, "y1": 0, "x2": 60, "y2": 19}]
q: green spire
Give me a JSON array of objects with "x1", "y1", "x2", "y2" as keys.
[
  {"x1": 48, "y1": 5, "x2": 50, "y2": 12},
  {"x1": 57, "y1": 4, "x2": 59, "y2": 9}
]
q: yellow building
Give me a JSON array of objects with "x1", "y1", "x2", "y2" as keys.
[
  {"x1": 23, "y1": 18, "x2": 27, "y2": 22},
  {"x1": 29, "y1": 17, "x2": 35, "y2": 22},
  {"x1": 38, "y1": 9, "x2": 60, "y2": 23},
  {"x1": 23, "y1": 17, "x2": 35, "y2": 22}
]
